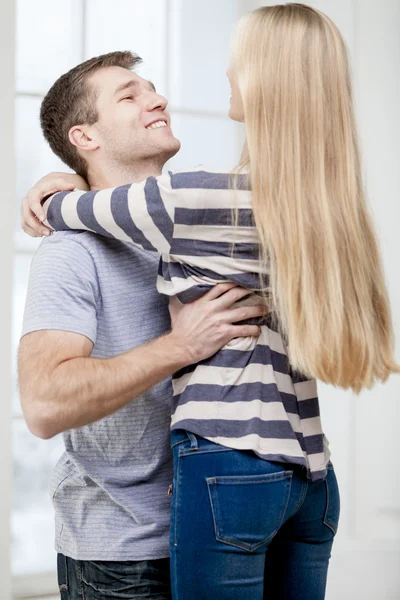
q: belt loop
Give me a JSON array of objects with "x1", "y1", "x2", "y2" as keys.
[{"x1": 186, "y1": 431, "x2": 198, "y2": 449}]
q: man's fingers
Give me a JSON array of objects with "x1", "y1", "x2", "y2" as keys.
[
  {"x1": 229, "y1": 325, "x2": 261, "y2": 338},
  {"x1": 25, "y1": 180, "x2": 75, "y2": 221},
  {"x1": 21, "y1": 208, "x2": 51, "y2": 237},
  {"x1": 24, "y1": 190, "x2": 46, "y2": 222},
  {"x1": 168, "y1": 296, "x2": 182, "y2": 324},
  {"x1": 21, "y1": 209, "x2": 44, "y2": 234},
  {"x1": 227, "y1": 305, "x2": 266, "y2": 324},
  {"x1": 22, "y1": 223, "x2": 43, "y2": 238},
  {"x1": 200, "y1": 282, "x2": 238, "y2": 302},
  {"x1": 50, "y1": 178, "x2": 76, "y2": 193},
  {"x1": 213, "y1": 285, "x2": 253, "y2": 309}
]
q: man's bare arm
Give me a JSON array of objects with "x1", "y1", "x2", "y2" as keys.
[
  {"x1": 19, "y1": 283, "x2": 265, "y2": 439},
  {"x1": 19, "y1": 329, "x2": 190, "y2": 439}
]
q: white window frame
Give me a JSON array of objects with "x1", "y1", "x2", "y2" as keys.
[{"x1": 0, "y1": 2, "x2": 15, "y2": 600}]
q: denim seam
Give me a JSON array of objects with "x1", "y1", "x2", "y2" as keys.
[
  {"x1": 171, "y1": 439, "x2": 185, "y2": 449},
  {"x1": 75, "y1": 559, "x2": 85, "y2": 599},
  {"x1": 171, "y1": 447, "x2": 181, "y2": 600},
  {"x1": 178, "y1": 446, "x2": 234, "y2": 457},
  {"x1": 173, "y1": 453, "x2": 181, "y2": 547},
  {"x1": 323, "y1": 475, "x2": 338, "y2": 535},
  {"x1": 206, "y1": 472, "x2": 292, "y2": 485},
  {"x1": 170, "y1": 431, "x2": 191, "y2": 449},
  {"x1": 171, "y1": 435, "x2": 190, "y2": 450},
  {"x1": 288, "y1": 478, "x2": 308, "y2": 520},
  {"x1": 207, "y1": 478, "x2": 221, "y2": 551},
  {"x1": 277, "y1": 473, "x2": 293, "y2": 533}
]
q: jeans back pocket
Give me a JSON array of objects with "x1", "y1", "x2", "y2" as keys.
[{"x1": 207, "y1": 471, "x2": 293, "y2": 552}]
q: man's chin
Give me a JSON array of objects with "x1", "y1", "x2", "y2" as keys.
[
  {"x1": 171, "y1": 137, "x2": 181, "y2": 154},
  {"x1": 133, "y1": 138, "x2": 181, "y2": 168},
  {"x1": 162, "y1": 138, "x2": 181, "y2": 161}
]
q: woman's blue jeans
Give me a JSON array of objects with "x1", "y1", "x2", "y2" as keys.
[{"x1": 170, "y1": 430, "x2": 340, "y2": 600}]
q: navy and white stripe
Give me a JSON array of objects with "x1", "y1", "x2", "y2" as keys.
[{"x1": 46, "y1": 168, "x2": 330, "y2": 481}]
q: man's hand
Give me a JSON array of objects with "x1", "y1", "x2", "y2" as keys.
[
  {"x1": 19, "y1": 283, "x2": 265, "y2": 439},
  {"x1": 21, "y1": 172, "x2": 88, "y2": 237},
  {"x1": 168, "y1": 283, "x2": 266, "y2": 363}
]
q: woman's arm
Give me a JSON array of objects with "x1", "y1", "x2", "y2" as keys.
[{"x1": 44, "y1": 174, "x2": 175, "y2": 254}]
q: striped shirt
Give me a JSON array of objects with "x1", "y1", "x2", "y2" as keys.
[
  {"x1": 46, "y1": 168, "x2": 331, "y2": 481},
  {"x1": 21, "y1": 232, "x2": 173, "y2": 560}
]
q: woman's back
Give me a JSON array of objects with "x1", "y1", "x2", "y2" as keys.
[{"x1": 45, "y1": 166, "x2": 330, "y2": 481}]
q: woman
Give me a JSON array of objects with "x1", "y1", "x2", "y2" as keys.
[{"x1": 23, "y1": 4, "x2": 398, "y2": 599}]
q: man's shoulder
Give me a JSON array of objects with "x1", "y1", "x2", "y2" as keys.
[
  {"x1": 34, "y1": 231, "x2": 160, "y2": 289},
  {"x1": 38, "y1": 230, "x2": 150, "y2": 261},
  {"x1": 39, "y1": 230, "x2": 121, "y2": 252}
]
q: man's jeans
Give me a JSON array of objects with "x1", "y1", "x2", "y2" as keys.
[
  {"x1": 170, "y1": 430, "x2": 340, "y2": 600},
  {"x1": 57, "y1": 554, "x2": 171, "y2": 599}
]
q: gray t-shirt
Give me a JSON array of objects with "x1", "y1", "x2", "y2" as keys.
[{"x1": 21, "y1": 230, "x2": 172, "y2": 561}]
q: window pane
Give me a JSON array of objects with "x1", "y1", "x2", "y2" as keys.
[
  {"x1": 15, "y1": 96, "x2": 72, "y2": 231},
  {"x1": 86, "y1": 0, "x2": 168, "y2": 94},
  {"x1": 167, "y1": 113, "x2": 242, "y2": 171},
  {"x1": 169, "y1": 0, "x2": 238, "y2": 112},
  {"x1": 12, "y1": 419, "x2": 64, "y2": 575},
  {"x1": 16, "y1": 0, "x2": 82, "y2": 93}
]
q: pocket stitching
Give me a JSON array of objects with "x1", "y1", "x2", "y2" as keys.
[
  {"x1": 179, "y1": 446, "x2": 234, "y2": 457},
  {"x1": 207, "y1": 472, "x2": 292, "y2": 485}
]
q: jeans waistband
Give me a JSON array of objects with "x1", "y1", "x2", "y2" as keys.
[{"x1": 171, "y1": 430, "x2": 333, "y2": 480}]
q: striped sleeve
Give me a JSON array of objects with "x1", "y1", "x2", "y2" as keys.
[{"x1": 44, "y1": 174, "x2": 176, "y2": 254}]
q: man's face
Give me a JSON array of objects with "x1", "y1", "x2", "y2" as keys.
[{"x1": 88, "y1": 66, "x2": 180, "y2": 168}]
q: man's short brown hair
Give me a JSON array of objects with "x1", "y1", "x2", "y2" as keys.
[{"x1": 40, "y1": 51, "x2": 142, "y2": 178}]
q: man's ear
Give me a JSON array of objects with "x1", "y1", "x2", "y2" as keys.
[{"x1": 68, "y1": 125, "x2": 100, "y2": 153}]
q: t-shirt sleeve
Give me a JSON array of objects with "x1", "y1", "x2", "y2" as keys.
[
  {"x1": 44, "y1": 173, "x2": 176, "y2": 254},
  {"x1": 21, "y1": 236, "x2": 99, "y2": 344}
]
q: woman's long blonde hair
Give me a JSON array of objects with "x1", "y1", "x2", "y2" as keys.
[{"x1": 232, "y1": 3, "x2": 399, "y2": 392}]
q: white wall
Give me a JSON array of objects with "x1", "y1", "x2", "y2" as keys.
[
  {"x1": 0, "y1": 0, "x2": 15, "y2": 598},
  {"x1": 167, "y1": 0, "x2": 245, "y2": 171},
  {"x1": 244, "y1": 1, "x2": 400, "y2": 598},
  {"x1": 351, "y1": 0, "x2": 400, "y2": 540}
]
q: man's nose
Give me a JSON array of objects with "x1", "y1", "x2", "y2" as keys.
[{"x1": 147, "y1": 92, "x2": 168, "y2": 112}]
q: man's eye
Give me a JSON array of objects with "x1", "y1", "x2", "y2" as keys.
[{"x1": 121, "y1": 95, "x2": 134, "y2": 101}]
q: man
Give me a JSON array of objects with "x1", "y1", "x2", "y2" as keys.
[{"x1": 18, "y1": 51, "x2": 263, "y2": 599}]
